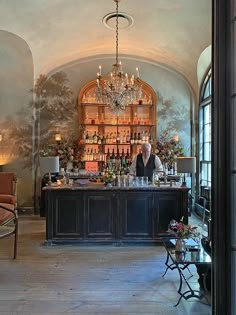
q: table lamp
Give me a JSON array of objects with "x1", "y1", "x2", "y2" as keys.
[
  {"x1": 39, "y1": 156, "x2": 60, "y2": 185},
  {"x1": 176, "y1": 157, "x2": 196, "y2": 187}
]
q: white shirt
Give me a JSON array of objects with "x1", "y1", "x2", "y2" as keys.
[{"x1": 129, "y1": 154, "x2": 163, "y2": 176}]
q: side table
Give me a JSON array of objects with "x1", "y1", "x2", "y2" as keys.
[{"x1": 161, "y1": 237, "x2": 211, "y2": 306}]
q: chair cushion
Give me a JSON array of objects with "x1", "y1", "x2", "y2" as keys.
[
  {"x1": 0, "y1": 203, "x2": 15, "y2": 225},
  {"x1": 0, "y1": 195, "x2": 16, "y2": 205},
  {"x1": 0, "y1": 172, "x2": 16, "y2": 195}
]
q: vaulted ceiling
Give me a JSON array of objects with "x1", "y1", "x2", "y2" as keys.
[{"x1": 0, "y1": 0, "x2": 211, "y2": 94}]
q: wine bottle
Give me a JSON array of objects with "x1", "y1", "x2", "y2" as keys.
[
  {"x1": 125, "y1": 149, "x2": 131, "y2": 166},
  {"x1": 130, "y1": 132, "x2": 134, "y2": 144},
  {"x1": 117, "y1": 132, "x2": 120, "y2": 144},
  {"x1": 85, "y1": 131, "x2": 89, "y2": 144},
  {"x1": 126, "y1": 130, "x2": 130, "y2": 143},
  {"x1": 93, "y1": 131, "x2": 98, "y2": 144}
]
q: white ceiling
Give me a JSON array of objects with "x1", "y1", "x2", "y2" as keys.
[{"x1": 0, "y1": 0, "x2": 212, "y2": 94}]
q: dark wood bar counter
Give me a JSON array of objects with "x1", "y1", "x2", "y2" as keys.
[{"x1": 43, "y1": 183, "x2": 190, "y2": 245}]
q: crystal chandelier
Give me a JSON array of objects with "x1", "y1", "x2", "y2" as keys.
[{"x1": 96, "y1": 0, "x2": 142, "y2": 116}]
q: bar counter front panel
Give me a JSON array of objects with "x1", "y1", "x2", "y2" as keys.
[{"x1": 44, "y1": 184, "x2": 190, "y2": 245}]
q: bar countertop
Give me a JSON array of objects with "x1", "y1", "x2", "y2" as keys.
[{"x1": 42, "y1": 182, "x2": 190, "y2": 191}]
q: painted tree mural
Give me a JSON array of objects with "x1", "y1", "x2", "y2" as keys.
[
  {"x1": 156, "y1": 91, "x2": 191, "y2": 155},
  {"x1": 0, "y1": 71, "x2": 77, "y2": 170}
]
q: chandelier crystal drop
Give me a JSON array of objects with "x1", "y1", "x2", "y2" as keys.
[{"x1": 96, "y1": 0, "x2": 142, "y2": 116}]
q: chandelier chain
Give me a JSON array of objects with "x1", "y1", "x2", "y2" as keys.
[
  {"x1": 115, "y1": 0, "x2": 119, "y2": 65},
  {"x1": 95, "y1": 0, "x2": 142, "y2": 115}
]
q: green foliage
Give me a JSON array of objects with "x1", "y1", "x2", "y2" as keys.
[{"x1": 156, "y1": 129, "x2": 185, "y2": 166}]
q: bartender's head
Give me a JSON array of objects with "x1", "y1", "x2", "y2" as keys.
[{"x1": 141, "y1": 143, "x2": 151, "y2": 159}]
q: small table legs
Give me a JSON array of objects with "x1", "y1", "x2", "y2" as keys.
[{"x1": 162, "y1": 251, "x2": 207, "y2": 307}]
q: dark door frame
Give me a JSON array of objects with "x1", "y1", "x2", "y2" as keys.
[{"x1": 212, "y1": 0, "x2": 233, "y2": 314}]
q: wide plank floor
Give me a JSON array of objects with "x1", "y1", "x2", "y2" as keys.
[{"x1": 0, "y1": 214, "x2": 211, "y2": 315}]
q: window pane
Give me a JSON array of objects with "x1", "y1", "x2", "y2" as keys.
[
  {"x1": 208, "y1": 164, "x2": 211, "y2": 182},
  {"x1": 204, "y1": 143, "x2": 211, "y2": 160},
  {"x1": 201, "y1": 163, "x2": 208, "y2": 180},
  {"x1": 204, "y1": 105, "x2": 210, "y2": 124},
  {"x1": 204, "y1": 80, "x2": 210, "y2": 98},
  {"x1": 204, "y1": 123, "x2": 211, "y2": 142},
  {"x1": 208, "y1": 79, "x2": 212, "y2": 97},
  {"x1": 199, "y1": 142, "x2": 203, "y2": 160}
]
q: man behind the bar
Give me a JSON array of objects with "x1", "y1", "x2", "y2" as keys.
[{"x1": 129, "y1": 143, "x2": 163, "y2": 181}]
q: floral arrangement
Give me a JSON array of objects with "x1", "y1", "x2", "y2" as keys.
[
  {"x1": 102, "y1": 171, "x2": 116, "y2": 184},
  {"x1": 155, "y1": 130, "x2": 185, "y2": 166},
  {"x1": 40, "y1": 140, "x2": 82, "y2": 169},
  {"x1": 167, "y1": 217, "x2": 199, "y2": 239}
]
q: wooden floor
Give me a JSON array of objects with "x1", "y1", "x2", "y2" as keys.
[{"x1": 0, "y1": 214, "x2": 211, "y2": 315}]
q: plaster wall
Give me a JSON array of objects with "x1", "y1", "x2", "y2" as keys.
[{"x1": 0, "y1": 31, "x2": 194, "y2": 208}]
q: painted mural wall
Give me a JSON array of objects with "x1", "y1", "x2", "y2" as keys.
[
  {"x1": 0, "y1": 30, "x2": 34, "y2": 207},
  {"x1": 0, "y1": 31, "x2": 194, "y2": 209}
]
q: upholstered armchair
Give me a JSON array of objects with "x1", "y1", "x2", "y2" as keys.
[
  {"x1": 0, "y1": 172, "x2": 18, "y2": 258},
  {"x1": 0, "y1": 172, "x2": 17, "y2": 206}
]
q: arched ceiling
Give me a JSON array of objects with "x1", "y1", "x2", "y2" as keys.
[{"x1": 0, "y1": 0, "x2": 211, "y2": 94}]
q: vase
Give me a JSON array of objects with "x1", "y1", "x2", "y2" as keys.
[
  {"x1": 175, "y1": 239, "x2": 186, "y2": 253},
  {"x1": 66, "y1": 161, "x2": 73, "y2": 171}
]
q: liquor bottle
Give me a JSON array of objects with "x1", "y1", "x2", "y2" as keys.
[
  {"x1": 130, "y1": 132, "x2": 134, "y2": 145},
  {"x1": 137, "y1": 132, "x2": 142, "y2": 144},
  {"x1": 93, "y1": 131, "x2": 98, "y2": 144},
  {"x1": 97, "y1": 133, "x2": 101, "y2": 144},
  {"x1": 113, "y1": 132, "x2": 117, "y2": 144},
  {"x1": 90, "y1": 148, "x2": 94, "y2": 161},
  {"x1": 116, "y1": 148, "x2": 121, "y2": 169},
  {"x1": 141, "y1": 130, "x2": 145, "y2": 143},
  {"x1": 93, "y1": 149, "x2": 98, "y2": 161},
  {"x1": 126, "y1": 130, "x2": 130, "y2": 143},
  {"x1": 111, "y1": 148, "x2": 116, "y2": 165},
  {"x1": 125, "y1": 149, "x2": 131, "y2": 166},
  {"x1": 85, "y1": 131, "x2": 89, "y2": 144},
  {"x1": 86, "y1": 148, "x2": 90, "y2": 160},
  {"x1": 105, "y1": 133, "x2": 109, "y2": 144},
  {"x1": 116, "y1": 132, "x2": 120, "y2": 144},
  {"x1": 122, "y1": 130, "x2": 126, "y2": 144},
  {"x1": 134, "y1": 132, "x2": 138, "y2": 144},
  {"x1": 101, "y1": 135, "x2": 106, "y2": 145},
  {"x1": 106, "y1": 148, "x2": 110, "y2": 164},
  {"x1": 109, "y1": 132, "x2": 113, "y2": 144},
  {"x1": 82, "y1": 130, "x2": 86, "y2": 144},
  {"x1": 121, "y1": 148, "x2": 126, "y2": 167},
  {"x1": 89, "y1": 133, "x2": 93, "y2": 144}
]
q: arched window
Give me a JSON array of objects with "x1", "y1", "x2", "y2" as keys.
[{"x1": 197, "y1": 68, "x2": 212, "y2": 217}]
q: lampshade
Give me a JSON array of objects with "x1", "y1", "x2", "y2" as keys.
[
  {"x1": 176, "y1": 157, "x2": 196, "y2": 174},
  {"x1": 55, "y1": 133, "x2": 61, "y2": 142},
  {"x1": 39, "y1": 156, "x2": 60, "y2": 175}
]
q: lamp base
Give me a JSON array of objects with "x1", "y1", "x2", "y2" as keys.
[
  {"x1": 48, "y1": 172, "x2": 52, "y2": 186},
  {"x1": 181, "y1": 174, "x2": 187, "y2": 187}
]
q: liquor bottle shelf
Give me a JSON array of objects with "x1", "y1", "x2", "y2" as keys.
[
  {"x1": 78, "y1": 79, "x2": 157, "y2": 171},
  {"x1": 81, "y1": 124, "x2": 155, "y2": 127}
]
